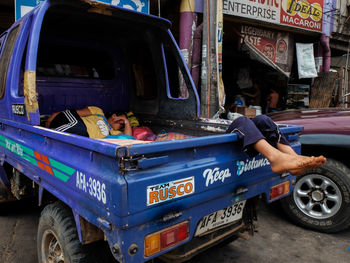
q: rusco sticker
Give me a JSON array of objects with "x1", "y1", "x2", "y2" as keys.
[{"x1": 147, "y1": 177, "x2": 195, "y2": 206}]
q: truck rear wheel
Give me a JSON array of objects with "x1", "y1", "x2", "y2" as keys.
[
  {"x1": 37, "y1": 201, "x2": 89, "y2": 263},
  {"x1": 280, "y1": 159, "x2": 350, "y2": 233}
]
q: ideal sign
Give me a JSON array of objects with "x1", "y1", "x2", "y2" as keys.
[
  {"x1": 223, "y1": 0, "x2": 323, "y2": 33},
  {"x1": 280, "y1": 0, "x2": 323, "y2": 31},
  {"x1": 15, "y1": 0, "x2": 149, "y2": 20}
]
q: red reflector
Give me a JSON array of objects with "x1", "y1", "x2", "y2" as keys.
[
  {"x1": 160, "y1": 222, "x2": 189, "y2": 250},
  {"x1": 161, "y1": 229, "x2": 176, "y2": 248},
  {"x1": 270, "y1": 181, "x2": 290, "y2": 201},
  {"x1": 177, "y1": 223, "x2": 189, "y2": 241}
]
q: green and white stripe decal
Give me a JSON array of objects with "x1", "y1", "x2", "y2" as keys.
[{"x1": 0, "y1": 134, "x2": 75, "y2": 182}]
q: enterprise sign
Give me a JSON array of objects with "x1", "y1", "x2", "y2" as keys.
[{"x1": 223, "y1": 0, "x2": 323, "y2": 33}]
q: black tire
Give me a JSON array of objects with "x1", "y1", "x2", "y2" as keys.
[
  {"x1": 280, "y1": 159, "x2": 350, "y2": 233},
  {"x1": 37, "y1": 201, "x2": 89, "y2": 263}
]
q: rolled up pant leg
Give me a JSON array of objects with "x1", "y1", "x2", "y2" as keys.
[
  {"x1": 226, "y1": 116, "x2": 265, "y2": 156},
  {"x1": 226, "y1": 115, "x2": 289, "y2": 157},
  {"x1": 251, "y1": 115, "x2": 289, "y2": 147}
]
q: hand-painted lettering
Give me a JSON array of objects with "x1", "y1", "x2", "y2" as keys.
[
  {"x1": 76, "y1": 171, "x2": 107, "y2": 204},
  {"x1": 203, "y1": 168, "x2": 232, "y2": 187}
]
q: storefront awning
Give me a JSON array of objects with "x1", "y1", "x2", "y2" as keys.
[{"x1": 241, "y1": 39, "x2": 290, "y2": 78}]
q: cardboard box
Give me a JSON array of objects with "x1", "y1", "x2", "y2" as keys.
[{"x1": 232, "y1": 106, "x2": 256, "y2": 118}]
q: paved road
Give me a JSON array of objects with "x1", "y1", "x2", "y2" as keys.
[
  {"x1": 191, "y1": 202, "x2": 350, "y2": 263},
  {"x1": 0, "y1": 200, "x2": 349, "y2": 263}
]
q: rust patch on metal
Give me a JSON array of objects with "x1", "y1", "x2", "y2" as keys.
[
  {"x1": 23, "y1": 70, "x2": 38, "y2": 120},
  {"x1": 80, "y1": 216, "x2": 104, "y2": 244}
]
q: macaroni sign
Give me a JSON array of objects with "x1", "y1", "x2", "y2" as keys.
[
  {"x1": 281, "y1": 0, "x2": 323, "y2": 31},
  {"x1": 223, "y1": 0, "x2": 324, "y2": 33}
]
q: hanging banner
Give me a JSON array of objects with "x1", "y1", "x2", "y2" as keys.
[
  {"x1": 296, "y1": 43, "x2": 318, "y2": 79},
  {"x1": 223, "y1": 0, "x2": 323, "y2": 33},
  {"x1": 15, "y1": 0, "x2": 149, "y2": 20},
  {"x1": 240, "y1": 25, "x2": 294, "y2": 75}
]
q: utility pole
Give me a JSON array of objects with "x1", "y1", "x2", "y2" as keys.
[{"x1": 200, "y1": 0, "x2": 218, "y2": 118}]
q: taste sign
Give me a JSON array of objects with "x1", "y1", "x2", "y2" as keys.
[{"x1": 240, "y1": 25, "x2": 293, "y2": 74}]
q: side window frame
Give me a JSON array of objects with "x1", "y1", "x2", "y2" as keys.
[
  {"x1": 0, "y1": 33, "x2": 6, "y2": 51},
  {"x1": 161, "y1": 31, "x2": 194, "y2": 100},
  {"x1": 0, "y1": 25, "x2": 21, "y2": 99}
]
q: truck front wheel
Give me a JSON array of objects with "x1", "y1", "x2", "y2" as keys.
[
  {"x1": 37, "y1": 201, "x2": 89, "y2": 263},
  {"x1": 280, "y1": 159, "x2": 350, "y2": 233}
]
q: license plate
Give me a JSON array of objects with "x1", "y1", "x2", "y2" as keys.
[{"x1": 195, "y1": 200, "x2": 246, "y2": 236}]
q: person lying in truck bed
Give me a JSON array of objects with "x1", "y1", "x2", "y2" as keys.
[
  {"x1": 45, "y1": 106, "x2": 132, "y2": 139},
  {"x1": 227, "y1": 115, "x2": 326, "y2": 176}
]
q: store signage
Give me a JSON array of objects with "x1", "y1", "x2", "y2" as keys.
[
  {"x1": 240, "y1": 25, "x2": 293, "y2": 74},
  {"x1": 15, "y1": 0, "x2": 44, "y2": 21},
  {"x1": 15, "y1": 0, "x2": 149, "y2": 20},
  {"x1": 223, "y1": 0, "x2": 280, "y2": 24},
  {"x1": 280, "y1": 0, "x2": 323, "y2": 31},
  {"x1": 223, "y1": 0, "x2": 323, "y2": 33}
]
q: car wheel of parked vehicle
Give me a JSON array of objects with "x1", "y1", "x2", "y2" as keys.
[
  {"x1": 37, "y1": 201, "x2": 89, "y2": 263},
  {"x1": 280, "y1": 159, "x2": 350, "y2": 233}
]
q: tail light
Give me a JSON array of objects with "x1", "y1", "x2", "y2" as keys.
[
  {"x1": 144, "y1": 221, "x2": 189, "y2": 257},
  {"x1": 270, "y1": 181, "x2": 290, "y2": 201}
]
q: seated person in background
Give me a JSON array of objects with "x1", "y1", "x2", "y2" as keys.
[
  {"x1": 227, "y1": 115, "x2": 326, "y2": 176},
  {"x1": 45, "y1": 106, "x2": 132, "y2": 139},
  {"x1": 241, "y1": 82, "x2": 261, "y2": 106},
  {"x1": 266, "y1": 88, "x2": 279, "y2": 112}
]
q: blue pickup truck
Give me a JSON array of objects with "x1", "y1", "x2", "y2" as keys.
[{"x1": 0, "y1": 1, "x2": 301, "y2": 262}]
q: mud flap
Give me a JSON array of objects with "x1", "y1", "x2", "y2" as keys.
[{"x1": 242, "y1": 197, "x2": 259, "y2": 235}]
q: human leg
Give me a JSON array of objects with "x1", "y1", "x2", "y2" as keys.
[
  {"x1": 226, "y1": 116, "x2": 326, "y2": 175},
  {"x1": 226, "y1": 116, "x2": 265, "y2": 156},
  {"x1": 49, "y1": 109, "x2": 89, "y2": 137},
  {"x1": 251, "y1": 115, "x2": 326, "y2": 174},
  {"x1": 252, "y1": 115, "x2": 300, "y2": 155},
  {"x1": 252, "y1": 115, "x2": 289, "y2": 146},
  {"x1": 254, "y1": 139, "x2": 325, "y2": 175},
  {"x1": 277, "y1": 142, "x2": 298, "y2": 156}
]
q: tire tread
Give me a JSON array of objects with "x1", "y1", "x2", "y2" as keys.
[
  {"x1": 37, "y1": 201, "x2": 89, "y2": 263},
  {"x1": 280, "y1": 159, "x2": 350, "y2": 233}
]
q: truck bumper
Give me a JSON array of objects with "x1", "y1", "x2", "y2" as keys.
[{"x1": 159, "y1": 222, "x2": 244, "y2": 263}]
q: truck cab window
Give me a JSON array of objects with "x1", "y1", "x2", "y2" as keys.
[
  {"x1": 131, "y1": 42, "x2": 157, "y2": 100},
  {"x1": 36, "y1": 44, "x2": 114, "y2": 80},
  {"x1": 0, "y1": 26, "x2": 20, "y2": 99}
]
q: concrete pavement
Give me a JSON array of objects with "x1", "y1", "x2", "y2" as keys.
[{"x1": 0, "y1": 200, "x2": 349, "y2": 263}]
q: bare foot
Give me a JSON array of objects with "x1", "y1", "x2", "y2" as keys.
[
  {"x1": 270, "y1": 154, "x2": 326, "y2": 176},
  {"x1": 277, "y1": 143, "x2": 298, "y2": 156}
]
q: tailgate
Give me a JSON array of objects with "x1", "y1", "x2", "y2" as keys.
[{"x1": 119, "y1": 124, "x2": 301, "y2": 227}]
